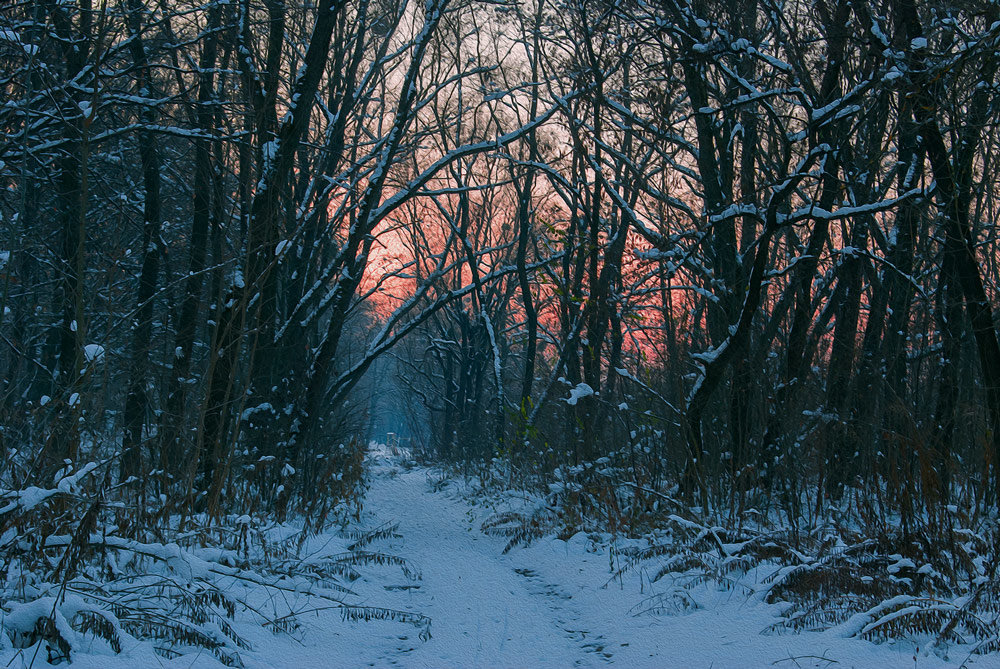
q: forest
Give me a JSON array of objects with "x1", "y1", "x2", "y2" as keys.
[{"x1": 2, "y1": 0, "x2": 1000, "y2": 665}]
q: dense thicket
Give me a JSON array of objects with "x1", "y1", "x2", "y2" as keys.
[
  {"x1": 393, "y1": 0, "x2": 1000, "y2": 526},
  {"x1": 3, "y1": 0, "x2": 1000, "y2": 640},
  {"x1": 1, "y1": 0, "x2": 542, "y2": 518}
]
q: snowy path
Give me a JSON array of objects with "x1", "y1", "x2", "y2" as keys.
[
  {"x1": 56, "y1": 451, "x2": 980, "y2": 669},
  {"x1": 22, "y1": 452, "x2": 989, "y2": 669},
  {"x1": 362, "y1": 467, "x2": 602, "y2": 667},
  {"x1": 255, "y1": 454, "x2": 976, "y2": 669},
  {"x1": 19, "y1": 448, "x2": 988, "y2": 669}
]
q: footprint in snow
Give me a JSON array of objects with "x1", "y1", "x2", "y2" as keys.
[{"x1": 512, "y1": 566, "x2": 614, "y2": 663}]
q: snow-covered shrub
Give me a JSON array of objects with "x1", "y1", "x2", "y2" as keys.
[
  {"x1": 614, "y1": 509, "x2": 1000, "y2": 658},
  {"x1": 0, "y1": 455, "x2": 428, "y2": 665}
]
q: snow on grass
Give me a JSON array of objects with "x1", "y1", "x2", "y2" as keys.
[
  {"x1": 237, "y1": 449, "x2": 978, "y2": 668},
  {"x1": 323, "y1": 449, "x2": 990, "y2": 668},
  {"x1": 3, "y1": 448, "x2": 992, "y2": 667}
]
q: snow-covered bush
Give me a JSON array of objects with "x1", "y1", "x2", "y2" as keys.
[{"x1": 0, "y1": 454, "x2": 428, "y2": 665}]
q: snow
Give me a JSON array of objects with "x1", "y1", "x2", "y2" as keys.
[
  {"x1": 246, "y1": 451, "x2": 976, "y2": 668},
  {"x1": 261, "y1": 140, "x2": 278, "y2": 170},
  {"x1": 0, "y1": 29, "x2": 39, "y2": 55},
  {"x1": 884, "y1": 67, "x2": 904, "y2": 82},
  {"x1": 565, "y1": 382, "x2": 595, "y2": 406},
  {"x1": 310, "y1": 453, "x2": 993, "y2": 668},
  {"x1": 241, "y1": 403, "x2": 274, "y2": 420},
  {"x1": 1, "y1": 449, "x2": 990, "y2": 668},
  {"x1": 82, "y1": 344, "x2": 104, "y2": 363}
]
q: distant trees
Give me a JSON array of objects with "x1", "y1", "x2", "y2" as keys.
[
  {"x1": 0, "y1": 0, "x2": 562, "y2": 517},
  {"x1": 398, "y1": 0, "x2": 1000, "y2": 522}
]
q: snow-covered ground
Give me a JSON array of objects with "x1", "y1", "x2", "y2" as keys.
[
  {"x1": 247, "y1": 449, "x2": 988, "y2": 668},
  {"x1": 6, "y1": 448, "x2": 989, "y2": 668}
]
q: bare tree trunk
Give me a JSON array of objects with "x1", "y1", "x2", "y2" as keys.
[
  {"x1": 121, "y1": 0, "x2": 164, "y2": 482},
  {"x1": 159, "y1": 2, "x2": 223, "y2": 489},
  {"x1": 40, "y1": 0, "x2": 94, "y2": 476},
  {"x1": 902, "y1": 0, "x2": 1000, "y2": 499}
]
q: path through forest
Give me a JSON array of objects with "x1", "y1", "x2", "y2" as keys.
[
  {"x1": 44, "y1": 447, "x2": 990, "y2": 669},
  {"x1": 253, "y1": 449, "x2": 971, "y2": 669}
]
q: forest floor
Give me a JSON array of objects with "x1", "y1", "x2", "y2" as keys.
[
  {"x1": 12, "y1": 447, "x2": 991, "y2": 668},
  {"x1": 236, "y1": 447, "x2": 980, "y2": 669}
]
